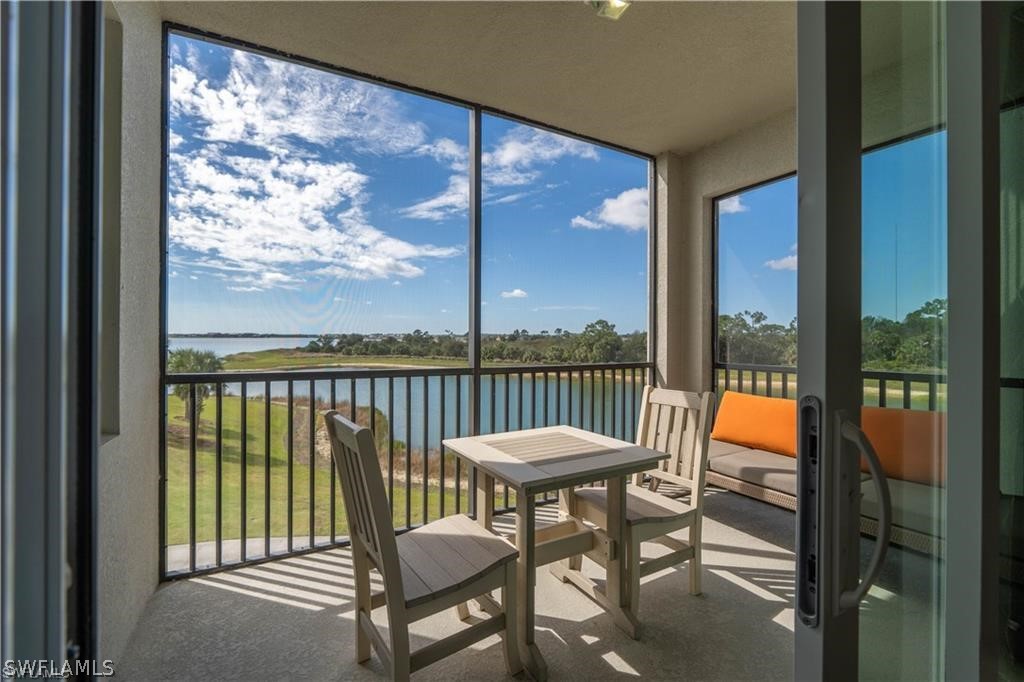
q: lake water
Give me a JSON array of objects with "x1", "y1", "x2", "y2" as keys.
[
  {"x1": 168, "y1": 336, "x2": 317, "y2": 356},
  {"x1": 169, "y1": 372, "x2": 643, "y2": 450}
]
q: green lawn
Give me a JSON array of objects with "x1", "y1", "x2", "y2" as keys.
[
  {"x1": 222, "y1": 350, "x2": 467, "y2": 371},
  {"x1": 164, "y1": 394, "x2": 470, "y2": 547}
]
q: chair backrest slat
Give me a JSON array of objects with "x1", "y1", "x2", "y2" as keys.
[
  {"x1": 323, "y1": 411, "x2": 404, "y2": 604},
  {"x1": 635, "y1": 387, "x2": 714, "y2": 495}
]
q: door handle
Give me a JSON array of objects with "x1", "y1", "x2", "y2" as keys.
[{"x1": 835, "y1": 414, "x2": 892, "y2": 611}]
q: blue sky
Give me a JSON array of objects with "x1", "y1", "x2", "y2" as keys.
[
  {"x1": 717, "y1": 132, "x2": 948, "y2": 323},
  {"x1": 165, "y1": 34, "x2": 649, "y2": 336}
]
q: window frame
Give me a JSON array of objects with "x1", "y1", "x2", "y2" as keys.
[
  {"x1": 711, "y1": 171, "x2": 797, "y2": 372},
  {"x1": 159, "y1": 23, "x2": 657, "y2": 380}
]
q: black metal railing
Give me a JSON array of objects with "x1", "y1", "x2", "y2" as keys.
[
  {"x1": 713, "y1": 362, "x2": 949, "y2": 411},
  {"x1": 160, "y1": 361, "x2": 651, "y2": 578}
]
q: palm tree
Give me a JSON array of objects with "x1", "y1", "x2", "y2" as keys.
[{"x1": 167, "y1": 348, "x2": 224, "y2": 420}]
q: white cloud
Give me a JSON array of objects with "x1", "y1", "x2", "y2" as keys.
[
  {"x1": 571, "y1": 187, "x2": 648, "y2": 232},
  {"x1": 764, "y1": 243, "x2": 798, "y2": 271},
  {"x1": 718, "y1": 195, "x2": 749, "y2": 215},
  {"x1": 532, "y1": 305, "x2": 599, "y2": 311},
  {"x1": 392, "y1": 280, "x2": 402, "y2": 286},
  {"x1": 765, "y1": 254, "x2": 798, "y2": 271},
  {"x1": 168, "y1": 131, "x2": 185, "y2": 150},
  {"x1": 167, "y1": 45, "x2": 466, "y2": 292},
  {"x1": 169, "y1": 52, "x2": 426, "y2": 154},
  {"x1": 400, "y1": 174, "x2": 468, "y2": 221},
  {"x1": 168, "y1": 147, "x2": 460, "y2": 290},
  {"x1": 401, "y1": 125, "x2": 600, "y2": 220},
  {"x1": 570, "y1": 215, "x2": 601, "y2": 229},
  {"x1": 417, "y1": 138, "x2": 468, "y2": 172},
  {"x1": 500, "y1": 288, "x2": 528, "y2": 299}
]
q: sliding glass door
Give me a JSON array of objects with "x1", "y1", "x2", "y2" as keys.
[{"x1": 794, "y1": 2, "x2": 1001, "y2": 678}]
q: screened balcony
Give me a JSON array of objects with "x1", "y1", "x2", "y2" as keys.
[{"x1": 91, "y1": 2, "x2": 1024, "y2": 680}]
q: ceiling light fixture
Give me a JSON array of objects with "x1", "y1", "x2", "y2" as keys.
[{"x1": 590, "y1": 0, "x2": 631, "y2": 21}]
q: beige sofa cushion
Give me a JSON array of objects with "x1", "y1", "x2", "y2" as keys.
[
  {"x1": 707, "y1": 438, "x2": 752, "y2": 460},
  {"x1": 861, "y1": 478, "x2": 942, "y2": 537},
  {"x1": 709, "y1": 449, "x2": 798, "y2": 496}
]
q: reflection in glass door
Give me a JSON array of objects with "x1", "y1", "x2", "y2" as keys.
[
  {"x1": 858, "y1": 3, "x2": 947, "y2": 680},
  {"x1": 1000, "y1": 2, "x2": 1024, "y2": 676}
]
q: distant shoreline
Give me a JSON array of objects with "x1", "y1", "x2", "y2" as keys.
[{"x1": 168, "y1": 333, "x2": 314, "y2": 338}]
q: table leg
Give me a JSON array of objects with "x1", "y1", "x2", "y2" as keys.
[
  {"x1": 474, "y1": 467, "x2": 494, "y2": 531},
  {"x1": 605, "y1": 475, "x2": 641, "y2": 639},
  {"x1": 516, "y1": 492, "x2": 548, "y2": 681}
]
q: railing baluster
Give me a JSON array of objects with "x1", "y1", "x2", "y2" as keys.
[
  {"x1": 240, "y1": 381, "x2": 247, "y2": 562},
  {"x1": 215, "y1": 382, "x2": 222, "y2": 567},
  {"x1": 589, "y1": 369, "x2": 595, "y2": 431},
  {"x1": 556, "y1": 370, "x2": 562, "y2": 425},
  {"x1": 879, "y1": 378, "x2": 887, "y2": 408},
  {"x1": 264, "y1": 380, "x2": 271, "y2": 558},
  {"x1": 929, "y1": 377, "x2": 937, "y2": 411},
  {"x1": 330, "y1": 380, "x2": 337, "y2": 542},
  {"x1": 287, "y1": 381, "x2": 293, "y2": 553},
  {"x1": 579, "y1": 369, "x2": 585, "y2": 427},
  {"x1": 422, "y1": 376, "x2": 429, "y2": 525},
  {"x1": 598, "y1": 368, "x2": 606, "y2": 432},
  {"x1": 308, "y1": 379, "x2": 315, "y2": 548},
  {"x1": 454, "y1": 375, "x2": 461, "y2": 514},
  {"x1": 388, "y1": 376, "x2": 395, "y2": 515},
  {"x1": 188, "y1": 383, "x2": 197, "y2": 573},
  {"x1": 439, "y1": 375, "x2": 446, "y2": 519},
  {"x1": 518, "y1": 372, "x2": 524, "y2": 430},
  {"x1": 903, "y1": 380, "x2": 912, "y2": 410},
  {"x1": 566, "y1": 369, "x2": 572, "y2": 427},
  {"x1": 405, "y1": 376, "x2": 412, "y2": 530},
  {"x1": 504, "y1": 370, "x2": 511, "y2": 432},
  {"x1": 782, "y1": 371, "x2": 789, "y2": 399},
  {"x1": 629, "y1": 367, "x2": 636, "y2": 440},
  {"x1": 543, "y1": 371, "x2": 550, "y2": 427},
  {"x1": 751, "y1": 370, "x2": 758, "y2": 395},
  {"x1": 766, "y1": 371, "x2": 774, "y2": 398}
]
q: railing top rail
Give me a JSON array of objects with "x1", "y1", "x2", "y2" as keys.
[
  {"x1": 164, "y1": 360, "x2": 653, "y2": 384},
  {"x1": 713, "y1": 362, "x2": 797, "y2": 373},
  {"x1": 713, "y1": 361, "x2": 950, "y2": 384}
]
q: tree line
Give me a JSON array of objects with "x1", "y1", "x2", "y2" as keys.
[
  {"x1": 304, "y1": 319, "x2": 647, "y2": 364},
  {"x1": 717, "y1": 298, "x2": 947, "y2": 371}
]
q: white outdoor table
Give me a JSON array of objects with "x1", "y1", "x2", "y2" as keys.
[{"x1": 443, "y1": 425, "x2": 668, "y2": 681}]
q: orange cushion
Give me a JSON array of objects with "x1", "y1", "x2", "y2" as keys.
[
  {"x1": 710, "y1": 391, "x2": 797, "y2": 457},
  {"x1": 861, "y1": 406, "x2": 946, "y2": 487}
]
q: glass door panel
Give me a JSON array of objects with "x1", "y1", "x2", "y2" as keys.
[
  {"x1": 858, "y1": 3, "x2": 947, "y2": 679},
  {"x1": 1000, "y1": 2, "x2": 1024, "y2": 675}
]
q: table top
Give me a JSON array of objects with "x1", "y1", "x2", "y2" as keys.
[{"x1": 443, "y1": 425, "x2": 668, "y2": 495}]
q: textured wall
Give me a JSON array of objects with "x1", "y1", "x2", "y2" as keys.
[
  {"x1": 97, "y1": 1, "x2": 162, "y2": 662},
  {"x1": 656, "y1": 110, "x2": 797, "y2": 392}
]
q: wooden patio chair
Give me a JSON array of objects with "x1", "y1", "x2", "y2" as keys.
[
  {"x1": 323, "y1": 411, "x2": 521, "y2": 680},
  {"x1": 558, "y1": 386, "x2": 715, "y2": 616}
]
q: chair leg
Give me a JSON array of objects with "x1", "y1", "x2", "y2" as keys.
[
  {"x1": 689, "y1": 527, "x2": 702, "y2": 596},
  {"x1": 351, "y1": 544, "x2": 372, "y2": 664},
  {"x1": 455, "y1": 602, "x2": 472, "y2": 621},
  {"x1": 501, "y1": 562, "x2": 524, "y2": 675},
  {"x1": 388, "y1": 613, "x2": 411, "y2": 682}
]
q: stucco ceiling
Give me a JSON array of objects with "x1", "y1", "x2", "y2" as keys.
[
  {"x1": 157, "y1": 1, "x2": 797, "y2": 157},
  {"x1": 155, "y1": 2, "x2": 946, "y2": 157}
]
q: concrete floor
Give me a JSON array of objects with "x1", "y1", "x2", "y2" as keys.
[{"x1": 119, "y1": 489, "x2": 939, "y2": 680}]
